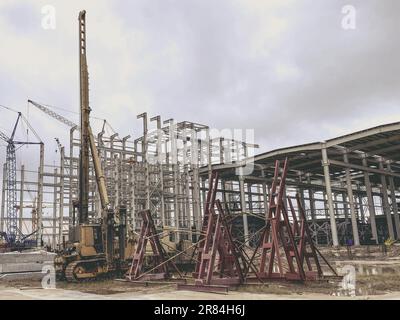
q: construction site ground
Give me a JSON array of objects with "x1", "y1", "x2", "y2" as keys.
[{"x1": 1, "y1": 246, "x2": 400, "y2": 300}]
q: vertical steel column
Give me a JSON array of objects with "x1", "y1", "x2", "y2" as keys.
[
  {"x1": 182, "y1": 127, "x2": 191, "y2": 232},
  {"x1": 379, "y1": 158, "x2": 395, "y2": 240},
  {"x1": 151, "y1": 116, "x2": 165, "y2": 227},
  {"x1": 356, "y1": 183, "x2": 365, "y2": 222},
  {"x1": 321, "y1": 145, "x2": 339, "y2": 246},
  {"x1": 59, "y1": 146, "x2": 65, "y2": 246},
  {"x1": 113, "y1": 154, "x2": 120, "y2": 210},
  {"x1": 139, "y1": 113, "x2": 149, "y2": 210},
  {"x1": 297, "y1": 173, "x2": 306, "y2": 211},
  {"x1": 238, "y1": 172, "x2": 249, "y2": 240},
  {"x1": 307, "y1": 174, "x2": 316, "y2": 222},
  {"x1": 19, "y1": 165, "x2": 24, "y2": 233},
  {"x1": 387, "y1": 162, "x2": 400, "y2": 239},
  {"x1": 0, "y1": 164, "x2": 6, "y2": 232},
  {"x1": 37, "y1": 142, "x2": 44, "y2": 246},
  {"x1": 129, "y1": 161, "x2": 136, "y2": 231},
  {"x1": 53, "y1": 168, "x2": 58, "y2": 248},
  {"x1": 205, "y1": 128, "x2": 212, "y2": 175},
  {"x1": 247, "y1": 183, "x2": 253, "y2": 214},
  {"x1": 190, "y1": 129, "x2": 201, "y2": 230},
  {"x1": 343, "y1": 152, "x2": 360, "y2": 245},
  {"x1": 262, "y1": 182, "x2": 269, "y2": 217},
  {"x1": 219, "y1": 138, "x2": 224, "y2": 164},
  {"x1": 69, "y1": 127, "x2": 76, "y2": 227},
  {"x1": 362, "y1": 156, "x2": 378, "y2": 243}
]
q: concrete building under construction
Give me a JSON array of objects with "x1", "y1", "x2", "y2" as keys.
[
  {"x1": 1, "y1": 8, "x2": 400, "y2": 300},
  {"x1": 2, "y1": 116, "x2": 400, "y2": 249}
]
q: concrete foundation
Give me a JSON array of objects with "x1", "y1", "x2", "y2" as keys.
[{"x1": 0, "y1": 251, "x2": 55, "y2": 274}]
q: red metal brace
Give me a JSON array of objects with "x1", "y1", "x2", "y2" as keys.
[{"x1": 126, "y1": 210, "x2": 170, "y2": 281}]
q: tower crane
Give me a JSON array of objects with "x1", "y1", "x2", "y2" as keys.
[{"x1": 0, "y1": 112, "x2": 43, "y2": 244}]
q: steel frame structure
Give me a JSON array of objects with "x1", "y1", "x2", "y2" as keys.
[{"x1": 2, "y1": 114, "x2": 400, "y2": 252}]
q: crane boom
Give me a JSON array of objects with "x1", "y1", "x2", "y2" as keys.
[
  {"x1": 0, "y1": 131, "x2": 9, "y2": 143},
  {"x1": 27, "y1": 99, "x2": 109, "y2": 211},
  {"x1": 88, "y1": 126, "x2": 109, "y2": 209},
  {"x1": 28, "y1": 100, "x2": 78, "y2": 129}
]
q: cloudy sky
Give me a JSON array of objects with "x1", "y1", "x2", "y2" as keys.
[{"x1": 0, "y1": 0, "x2": 399, "y2": 171}]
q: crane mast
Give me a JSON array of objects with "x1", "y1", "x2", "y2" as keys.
[{"x1": 78, "y1": 10, "x2": 90, "y2": 224}]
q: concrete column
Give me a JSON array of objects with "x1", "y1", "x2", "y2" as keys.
[
  {"x1": 19, "y1": 165, "x2": 24, "y2": 233},
  {"x1": 362, "y1": 156, "x2": 378, "y2": 243},
  {"x1": 239, "y1": 174, "x2": 249, "y2": 240},
  {"x1": 321, "y1": 145, "x2": 339, "y2": 246},
  {"x1": 379, "y1": 159, "x2": 395, "y2": 240},
  {"x1": 387, "y1": 162, "x2": 400, "y2": 239},
  {"x1": 343, "y1": 153, "x2": 360, "y2": 246}
]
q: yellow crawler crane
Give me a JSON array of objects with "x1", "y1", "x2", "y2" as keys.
[{"x1": 56, "y1": 11, "x2": 131, "y2": 282}]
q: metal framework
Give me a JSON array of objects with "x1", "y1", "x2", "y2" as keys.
[{"x1": 2, "y1": 108, "x2": 400, "y2": 252}]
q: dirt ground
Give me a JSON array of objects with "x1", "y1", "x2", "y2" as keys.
[{"x1": 2, "y1": 250, "x2": 400, "y2": 300}]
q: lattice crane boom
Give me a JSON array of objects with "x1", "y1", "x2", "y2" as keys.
[{"x1": 28, "y1": 99, "x2": 79, "y2": 129}]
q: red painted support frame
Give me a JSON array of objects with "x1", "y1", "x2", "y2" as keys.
[
  {"x1": 184, "y1": 171, "x2": 244, "y2": 290},
  {"x1": 253, "y1": 158, "x2": 336, "y2": 281},
  {"x1": 126, "y1": 209, "x2": 170, "y2": 281}
]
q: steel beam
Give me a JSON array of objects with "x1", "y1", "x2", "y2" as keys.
[{"x1": 328, "y1": 159, "x2": 400, "y2": 178}]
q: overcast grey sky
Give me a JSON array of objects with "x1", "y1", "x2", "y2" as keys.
[{"x1": 0, "y1": 0, "x2": 399, "y2": 171}]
